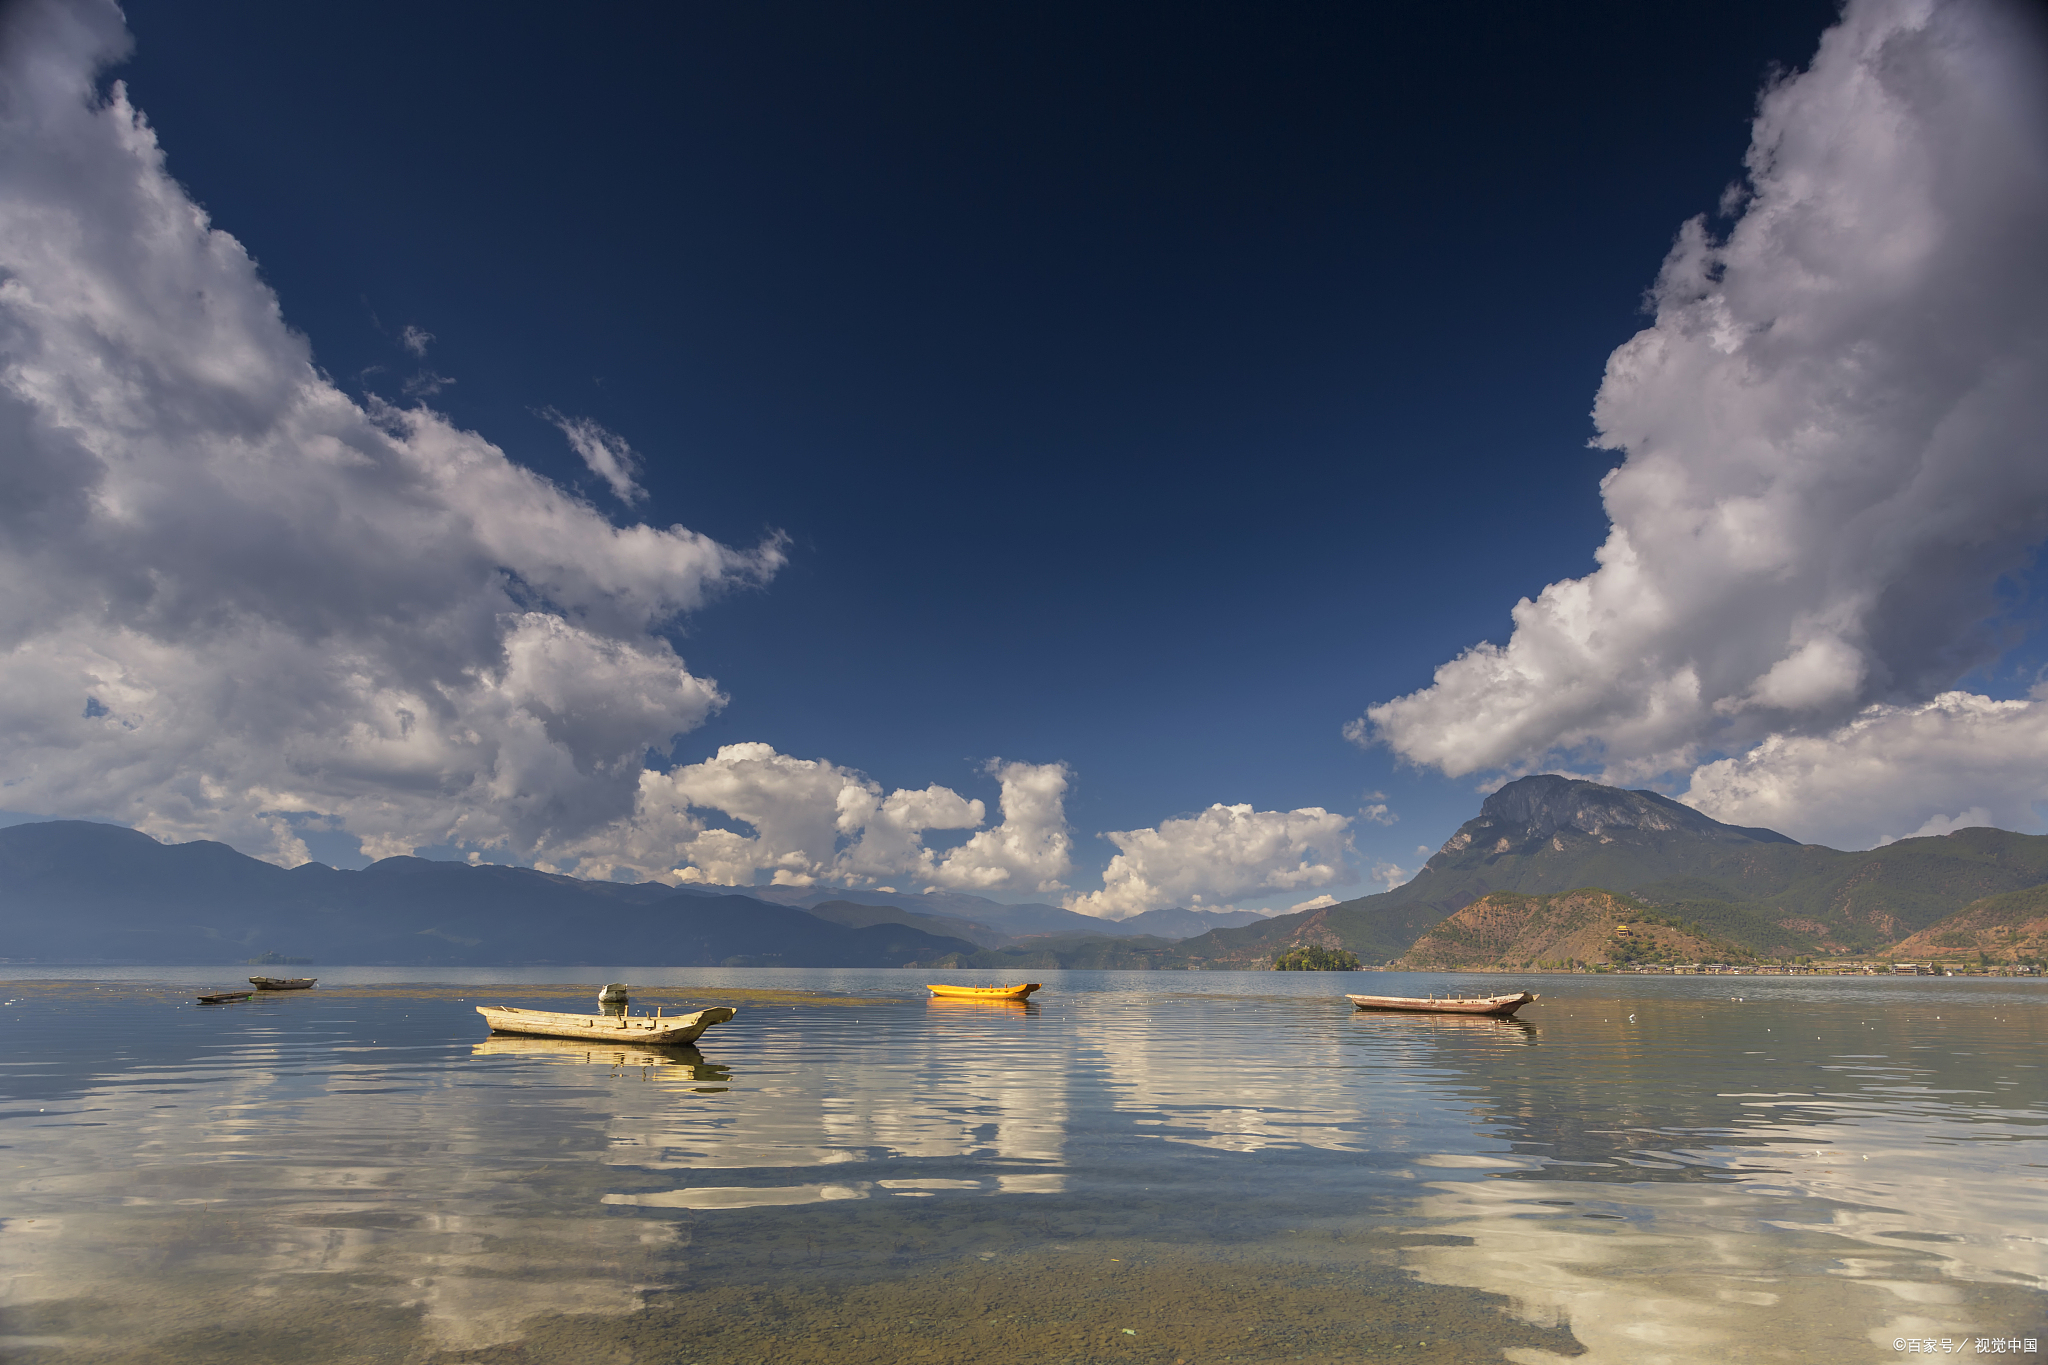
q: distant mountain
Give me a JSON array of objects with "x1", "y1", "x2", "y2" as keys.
[
  {"x1": 1105, "y1": 906, "x2": 1270, "y2": 938},
  {"x1": 674, "y1": 882, "x2": 1054, "y2": 927},
  {"x1": 799, "y1": 899, "x2": 1011, "y2": 948},
  {"x1": 885, "y1": 898, "x2": 1140, "y2": 939},
  {"x1": 18, "y1": 786, "x2": 2044, "y2": 971},
  {"x1": 0, "y1": 822, "x2": 977, "y2": 967},
  {"x1": 1881, "y1": 885, "x2": 2048, "y2": 967},
  {"x1": 1636, "y1": 826, "x2": 2048, "y2": 955},
  {"x1": 1395, "y1": 889, "x2": 1756, "y2": 971},
  {"x1": 0, "y1": 821, "x2": 1265, "y2": 967},
  {"x1": 1161, "y1": 775, "x2": 2048, "y2": 965},
  {"x1": 906, "y1": 934, "x2": 1191, "y2": 972},
  {"x1": 671, "y1": 882, "x2": 1268, "y2": 941}
]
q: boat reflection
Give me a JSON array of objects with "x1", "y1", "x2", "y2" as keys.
[
  {"x1": 924, "y1": 995, "x2": 1038, "y2": 1014},
  {"x1": 6, "y1": 976, "x2": 2041, "y2": 1365},
  {"x1": 1347, "y1": 1011, "x2": 1539, "y2": 1043},
  {"x1": 471, "y1": 1035, "x2": 732, "y2": 1085}
]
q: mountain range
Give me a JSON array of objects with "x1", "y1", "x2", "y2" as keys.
[
  {"x1": 675, "y1": 883, "x2": 1268, "y2": 943},
  {"x1": 0, "y1": 822, "x2": 982, "y2": 967},
  {"x1": 1155, "y1": 775, "x2": 2048, "y2": 968},
  {"x1": 6, "y1": 774, "x2": 2046, "y2": 968},
  {"x1": 1882, "y1": 884, "x2": 2048, "y2": 967},
  {"x1": 0, "y1": 821, "x2": 1259, "y2": 966}
]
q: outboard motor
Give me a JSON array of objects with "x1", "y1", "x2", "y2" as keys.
[{"x1": 598, "y1": 982, "x2": 630, "y2": 1017}]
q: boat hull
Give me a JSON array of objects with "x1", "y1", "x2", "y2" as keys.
[
  {"x1": 197, "y1": 991, "x2": 253, "y2": 1004},
  {"x1": 1346, "y1": 991, "x2": 1537, "y2": 1018},
  {"x1": 925, "y1": 983, "x2": 1041, "y2": 1000},
  {"x1": 476, "y1": 1005, "x2": 735, "y2": 1044},
  {"x1": 249, "y1": 977, "x2": 316, "y2": 990}
]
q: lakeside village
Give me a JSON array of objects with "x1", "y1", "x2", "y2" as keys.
[
  {"x1": 1270, "y1": 935, "x2": 2045, "y2": 978},
  {"x1": 1451, "y1": 960, "x2": 2044, "y2": 976}
]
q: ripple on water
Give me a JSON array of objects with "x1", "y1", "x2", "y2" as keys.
[{"x1": 0, "y1": 969, "x2": 2043, "y2": 1362}]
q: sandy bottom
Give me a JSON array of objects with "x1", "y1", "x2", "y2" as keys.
[{"x1": 0, "y1": 1189, "x2": 1581, "y2": 1365}]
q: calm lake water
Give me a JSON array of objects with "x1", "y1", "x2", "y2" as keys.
[{"x1": 0, "y1": 967, "x2": 2043, "y2": 1364}]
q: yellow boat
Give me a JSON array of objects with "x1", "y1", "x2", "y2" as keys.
[{"x1": 925, "y1": 982, "x2": 1041, "y2": 1001}]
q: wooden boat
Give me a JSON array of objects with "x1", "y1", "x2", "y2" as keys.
[
  {"x1": 197, "y1": 991, "x2": 254, "y2": 1004},
  {"x1": 925, "y1": 982, "x2": 1041, "y2": 1001},
  {"x1": 475, "y1": 1004, "x2": 735, "y2": 1045},
  {"x1": 1346, "y1": 990, "x2": 1538, "y2": 1018},
  {"x1": 249, "y1": 976, "x2": 316, "y2": 990}
]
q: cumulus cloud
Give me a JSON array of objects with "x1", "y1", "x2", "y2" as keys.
[
  {"x1": 544, "y1": 409, "x2": 645, "y2": 504},
  {"x1": 1357, "y1": 0, "x2": 2048, "y2": 818},
  {"x1": 1681, "y1": 691, "x2": 2048, "y2": 848},
  {"x1": 0, "y1": 0, "x2": 781, "y2": 867},
  {"x1": 839, "y1": 779, "x2": 991, "y2": 886},
  {"x1": 1065, "y1": 804, "x2": 1353, "y2": 919},
  {"x1": 563, "y1": 745, "x2": 1069, "y2": 890},
  {"x1": 1288, "y1": 894, "x2": 1340, "y2": 913},
  {"x1": 925, "y1": 760, "x2": 1075, "y2": 893}
]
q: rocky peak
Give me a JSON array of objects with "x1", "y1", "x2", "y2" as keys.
[
  {"x1": 1428, "y1": 775, "x2": 1795, "y2": 867},
  {"x1": 1480, "y1": 775, "x2": 1712, "y2": 838}
]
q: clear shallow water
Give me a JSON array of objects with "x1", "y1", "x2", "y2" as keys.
[{"x1": 0, "y1": 967, "x2": 2043, "y2": 1364}]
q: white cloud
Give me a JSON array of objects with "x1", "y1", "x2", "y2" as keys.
[
  {"x1": 1680, "y1": 691, "x2": 2048, "y2": 848},
  {"x1": 544, "y1": 409, "x2": 645, "y2": 504},
  {"x1": 1360, "y1": 802, "x2": 1396, "y2": 825},
  {"x1": 1288, "y1": 894, "x2": 1340, "y2": 913},
  {"x1": 398, "y1": 324, "x2": 433, "y2": 358},
  {"x1": 563, "y1": 745, "x2": 1067, "y2": 891},
  {"x1": 0, "y1": 1, "x2": 781, "y2": 867},
  {"x1": 924, "y1": 760, "x2": 1074, "y2": 893},
  {"x1": 631, "y1": 743, "x2": 876, "y2": 887},
  {"x1": 1066, "y1": 804, "x2": 1353, "y2": 919},
  {"x1": 838, "y1": 780, "x2": 989, "y2": 885},
  {"x1": 1905, "y1": 807, "x2": 1995, "y2": 840},
  {"x1": 403, "y1": 369, "x2": 454, "y2": 398},
  {"x1": 1370, "y1": 860, "x2": 1410, "y2": 891},
  {"x1": 1358, "y1": 0, "x2": 2048, "y2": 799}
]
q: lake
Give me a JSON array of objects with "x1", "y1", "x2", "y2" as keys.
[{"x1": 1, "y1": 967, "x2": 2043, "y2": 1364}]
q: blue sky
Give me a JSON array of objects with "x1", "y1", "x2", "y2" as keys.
[{"x1": 3, "y1": 0, "x2": 2046, "y2": 911}]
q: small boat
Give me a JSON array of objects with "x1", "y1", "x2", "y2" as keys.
[
  {"x1": 197, "y1": 991, "x2": 254, "y2": 1004},
  {"x1": 248, "y1": 976, "x2": 316, "y2": 990},
  {"x1": 1346, "y1": 990, "x2": 1538, "y2": 1018},
  {"x1": 475, "y1": 1004, "x2": 735, "y2": 1045},
  {"x1": 925, "y1": 982, "x2": 1041, "y2": 1001}
]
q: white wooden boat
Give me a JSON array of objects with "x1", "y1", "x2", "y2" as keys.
[
  {"x1": 475, "y1": 1004, "x2": 735, "y2": 1044},
  {"x1": 249, "y1": 976, "x2": 316, "y2": 990},
  {"x1": 1346, "y1": 990, "x2": 1538, "y2": 1018}
]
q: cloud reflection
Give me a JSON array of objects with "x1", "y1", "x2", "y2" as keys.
[{"x1": 0, "y1": 974, "x2": 2041, "y2": 1364}]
